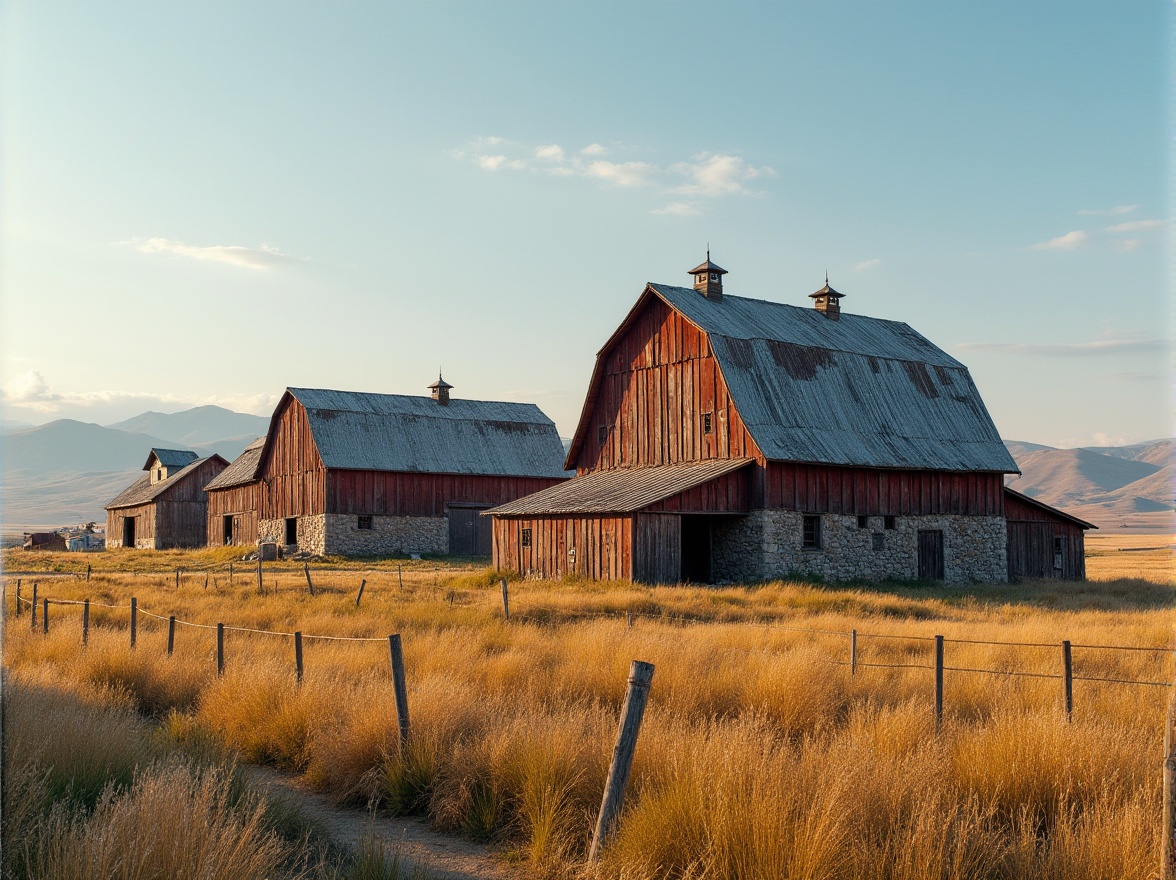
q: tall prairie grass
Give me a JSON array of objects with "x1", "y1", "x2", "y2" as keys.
[{"x1": 3, "y1": 551, "x2": 1171, "y2": 879}]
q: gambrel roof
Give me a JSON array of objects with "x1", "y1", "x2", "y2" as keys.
[
  {"x1": 568, "y1": 284, "x2": 1018, "y2": 474},
  {"x1": 106, "y1": 454, "x2": 229, "y2": 510},
  {"x1": 267, "y1": 388, "x2": 570, "y2": 478}
]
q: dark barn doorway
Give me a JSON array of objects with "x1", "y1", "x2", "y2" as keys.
[
  {"x1": 284, "y1": 517, "x2": 297, "y2": 545},
  {"x1": 918, "y1": 529, "x2": 944, "y2": 581},
  {"x1": 449, "y1": 505, "x2": 492, "y2": 556},
  {"x1": 122, "y1": 516, "x2": 136, "y2": 548},
  {"x1": 681, "y1": 516, "x2": 712, "y2": 583},
  {"x1": 223, "y1": 515, "x2": 234, "y2": 545}
]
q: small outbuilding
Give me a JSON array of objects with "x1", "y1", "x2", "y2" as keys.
[
  {"x1": 23, "y1": 532, "x2": 66, "y2": 552},
  {"x1": 106, "y1": 449, "x2": 228, "y2": 549},
  {"x1": 1003, "y1": 487, "x2": 1096, "y2": 580},
  {"x1": 204, "y1": 438, "x2": 265, "y2": 547}
]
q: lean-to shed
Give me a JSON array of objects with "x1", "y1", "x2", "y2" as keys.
[
  {"x1": 205, "y1": 437, "x2": 265, "y2": 547},
  {"x1": 106, "y1": 449, "x2": 229, "y2": 549},
  {"x1": 1003, "y1": 487, "x2": 1096, "y2": 580}
]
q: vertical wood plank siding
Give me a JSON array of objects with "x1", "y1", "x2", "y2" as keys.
[
  {"x1": 259, "y1": 400, "x2": 327, "y2": 519},
  {"x1": 206, "y1": 483, "x2": 260, "y2": 546},
  {"x1": 327, "y1": 472, "x2": 564, "y2": 517},
  {"x1": 633, "y1": 513, "x2": 681, "y2": 584},
  {"x1": 576, "y1": 298, "x2": 761, "y2": 472},
  {"x1": 1004, "y1": 492, "x2": 1088, "y2": 580},
  {"x1": 492, "y1": 516, "x2": 633, "y2": 581},
  {"x1": 643, "y1": 468, "x2": 749, "y2": 513},
  {"x1": 107, "y1": 456, "x2": 226, "y2": 549}
]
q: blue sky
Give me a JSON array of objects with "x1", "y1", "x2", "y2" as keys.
[{"x1": 2, "y1": 2, "x2": 1170, "y2": 447}]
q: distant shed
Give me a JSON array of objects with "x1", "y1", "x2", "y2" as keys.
[
  {"x1": 106, "y1": 449, "x2": 229, "y2": 549},
  {"x1": 1004, "y1": 487, "x2": 1096, "y2": 580},
  {"x1": 204, "y1": 438, "x2": 265, "y2": 547},
  {"x1": 23, "y1": 532, "x2": 66, "y2": 552}
]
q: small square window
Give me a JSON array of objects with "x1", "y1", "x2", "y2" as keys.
[
  {"x1": 857, "y1": 515, "x2": 869, "y2": 529},
  {"x1": 357, "y1": 515, "x2": 373, "y2": 530},
  {"x1": 884, "y1": 516, "x2": 896, "y2": 530},
  {"x1": 702, "y1": 412, "x2": 713, "y2": 434},
  {"x1": 802, "y1": 515, "x2": 821, "y2": 549},
  {"x1": 872, "y1": 532, "x2": 885, "y2": 552},
  {"x1": 521, "y1": 528, "x2": 532, "y2": 548},
  {"x1": 597, "y1": 425, "x2": 608, "y2": 446}
]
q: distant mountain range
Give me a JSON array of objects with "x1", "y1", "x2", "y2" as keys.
[
  {"x1": 2, "y1": 406, "x2": 269, "y2": 528},
  {"x1": 1, "y1": 404, "x2": 1170, "y2": 531}
]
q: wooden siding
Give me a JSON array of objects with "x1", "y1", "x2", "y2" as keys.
[
  {"x1": 1005, "y1": 491, "x2": 1087, "y2": 580},
  {"x1": 633, "y1": 513, "x2": 681, "y2": 584},
  {"x1": 491, "y1": 515, "x2": 632, "y2": 581},
  {"x1": 206, "y1": 483, "x2": 260, "y2": 546},
  {"x1": 326, "y1": 471, "x2": 564, "y2": 517},
  {"x1": 259, "y1": 400, "x2": 327, "y2": 519},
  {"x1": 643, "y1": 467, "x2": 749, "y2": 513},
  {"x1": 107, "y1": 499, "x2": 210, "y2": 549},
  {"x1": 763, "y1": 463, "x2": 1004, "y2": 516},
  {"x1": 576, "y1": 297, "x2": 761, "y2": 473}
]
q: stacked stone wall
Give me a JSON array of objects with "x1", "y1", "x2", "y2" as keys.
[
  {"x1": 259, "y1": 514, "x2": 447, "y2": 557},
  {"x1": 713, "y1": 510, "x2": 1008, "y2": 584}
]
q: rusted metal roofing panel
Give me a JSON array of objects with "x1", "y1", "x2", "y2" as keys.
[
  {"x1": 485, "y1": 458, "x2": 753, "y2": 516},
  {"x1": 204, "y1": 437, "x2": 265, "y2": 490},
  {"x1": 286, "y1": 388, "x2": 570, "y2": 478},
  {"x1": 144, "y1": 448, "x2": 199, "y2": 470},
  {"x1": 106, "y1": 456, "x2": 223, "y2": 509},
  {"x1": 647, "y1": 285, "x2": 1017, "y2": 473}
]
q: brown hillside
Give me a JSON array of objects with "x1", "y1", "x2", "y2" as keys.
[{"x1": 1006, "y1": 447, "x2": 1159, "y2": 507}]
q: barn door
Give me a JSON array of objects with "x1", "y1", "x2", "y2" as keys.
[
  {"x1": 449, "y1": 507, "x2": 492, "y2": 556},
  {"x1": 123, "y1": 516, "x2": 136, "y2": 548},
  {"x1": 918, "y1": 530, "x2": 944, "y2": 580}
]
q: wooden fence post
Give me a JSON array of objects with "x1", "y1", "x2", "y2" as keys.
[
  {"x1": 15, "y1": 580, "x2": 21, "y2": 617},
  {"x1": 42, "y1": 599, "x2": 48, "y2": 635},
  {"x1": 397, "y1": 564, "x2": 403, "y2": 592},
  {"x1": 356, "y1": 579, "x2": 366, "y2": 607},
  {"x1": 1, "y1": 582, "x2": 5, "y2": 624},
  {"x1": 175, "y1": 567, "x2": 180, "y2": 589},
  {"x1": 86, "y1": 563, "x2": 91, "y2": 582},
  {"x1": 256, "y1": 557, "x2": 263, "y2": 593},
  {"x1": 501, "y1": 579, "x2": 510, "y2": 620},
  {"x1": 627, "y1": 611, "x2": 633, "y2": 628},
  {"x1": 229, "y1": 562, "x2": 234, "y2": 585},
  {"x1": 167, "y1": 616, "x2": 176, "y2": 656},
  {"x1": 82, "y1": 599, "x2": 89, "y2": 646},
  {"x1": 934, "y1": 635, "x2": 944, "y2": 731},
  {"x1": 1162, "y1": 664, "x2": 1176, "y2": 879},
  {"x1": 204, "y1": 574, "x2": 209, "y2": 590},
  {"x1": 388, "y1": 634, "x2": 411, "y2": 745},
  {"x1": 304, "y1": 562, "x2": 315, "y2": 596},
  {"x1": 130, "y1": 598, "x2": 137, "y2": 648},
  {"x1": 30, "y1": 583, "x2": 38, "y2": 631},
  {"x1": 1062, "y1": 640, "x2": 1073, "y2": 722},
  {"x1": 217, "y1": 623, "x2": 225, "y2": 676},
  {"x1": 588, "y1": 660, "x2": 656, "y2": 863},
  {"x1": 295, "y1": 631, "x2": 304, "y2": 683},
  {"x1": 850, "y1": 628, "x2": 857, "y2": 677}
]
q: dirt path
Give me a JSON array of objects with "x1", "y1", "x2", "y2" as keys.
[{"x1": 245, "y1": 765, "x2": 515, "y2": 880}]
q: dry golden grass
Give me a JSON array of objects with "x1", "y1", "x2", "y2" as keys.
[{"x1": 3, "y1": 549, "x2": 1172, "y2": 879}]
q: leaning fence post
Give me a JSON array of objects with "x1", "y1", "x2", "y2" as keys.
[
  {"x1": 588, "y1": 659, "x2": 656, "y2": 863},
  {"x1": 934, "y1": 635, "x2": 944, "y2": 731},
  {"x1": 256, "y1": 556, "x2": 263, "y2": 593},
  {"x1": 397, "y1": 564, "x2": 404, "y2": 592},
  {"x1": 295, "y1": 631, "x2": 304, "y2": 683},
  {"x1": 850, "y1": 628, "x2": 858, "y2": 677},
  {"x1": 501, "y1": 579, "x2": 510, "y2": 620},
  {"x1": 130, "y1": 598, "x2": 137, "y2": 648},
  {"x1": 30, "y1": 583, "x2": 38, "y2": 631},
  {"x1": 217, "y1": 623, "x2": 225, "y2": 676},
  {"x1": 42, "y1": 598, "x2": 48, "y2": 635},
  {"x1": 388, "y1": 634, "x2": 411, "y2": 745},
  {"x1": 1162, "y1": 664, "x2": 1176, "y2": 879},
  {"x1": 1062, "y1": 640, "x2": 1073, "y2": 722},
  {"x1": 304, "y1": 562, "x2": 315, "y2": 596},
  {"x1": 167, "y1": 616, "x2": 176, "y2": 656},
  {"x1": 356, "y1": 579, "x2": 366, "y2": 607},
  {"x1": 82, "y1": 599, "x2": 90, "y2": 646},
  {"x1": 15, "y1": 580, "x2": 21, "y2": 616},
  {"x1": 204, "y1": 574, "x2": 209, "y2": 590}
]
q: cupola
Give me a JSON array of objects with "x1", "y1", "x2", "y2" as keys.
[
  {"x1": 687, "y1": 251, "x2": 727, "y2": 301},
  {"x1": 428, "y1": 372, "x2": 453, "y2": 405},
  {"x1": 809, "y1": 274, "x2": 845, "y2": 320}
]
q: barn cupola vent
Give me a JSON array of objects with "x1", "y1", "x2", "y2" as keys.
[
  {"x1": 688, "y1": 251, "x2": 727, "y2": 301},
  {"x1": 428, "y1": 372, "x2": 453, "y2": 406},
  {"x1": 809, "y1": 274, "x2": 845, "y2": 321}
]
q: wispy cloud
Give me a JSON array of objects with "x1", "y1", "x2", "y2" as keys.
[
  {"x1": 854, "y1": 259, "x2": 882, "y2": 272},
  {"x1": 1115, "y1": 238, "x2": 1143, "y2": 253},
  {"x1": 128, "y1": 237, "x2": 297, "y2": 270},
  {"x1": 1030, "y1": 230, "x2": 1088, "y2": 251},
  {"x1": 957, "y1": 333, "x2": 1167, "y2": 356},
  {"x1": 1077, "y1": 204, "x2": 1138, "y2": 216},
  {"x1": 1104, "y1": 218, "x2": 1165, "y2": 233},
  {"x1": 453, "y1": 136, "x2": 776, "y2": 215}
]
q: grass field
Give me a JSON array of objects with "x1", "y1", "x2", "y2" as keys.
[{"x1": 3, "y1": 534, "x2": 1172, "y2": 878}]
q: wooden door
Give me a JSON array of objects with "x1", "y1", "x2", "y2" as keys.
[
  {"x1": 449, "y1": 507, "x2": 492, "y2": 557},
  {"x1": 918, "y1": 529, "x2": 944, "y2": 581}
]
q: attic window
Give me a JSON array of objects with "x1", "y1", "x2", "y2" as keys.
[
  {"x1": 702, "y1": 412, "x2": 713, "y2": 434},
  {"x1": 598, "y1": 425, "x2": 608, "y2": 446},
  {"x1": 357, "y1": 515, "x2": 373, "y2": 530},
  {"x1": 521, "y1": 528, "x2": 532, "y2": 547},
  {"x1": 710, "y1": 274, "x2": 718, "y2": 281}
]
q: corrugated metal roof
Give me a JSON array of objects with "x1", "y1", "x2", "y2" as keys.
[
  {"x1": 204, "y1": 437, "x2": 265, "y2": 490},
  {"x1": 106, "y1": 456, "x2": 224, "y2": 509},
  {"x1": 644, "y1": 285, "x2": 1017, "y2": 473},
  {"x1": 485, "y1": 458, "x2": 752, "y2": 516},
  {"x1": 286, "y1": 388, "x2": 570, "y2": 478},
  {"x1": 145, "y1": 448, "x2": 199, "y2": 470}
]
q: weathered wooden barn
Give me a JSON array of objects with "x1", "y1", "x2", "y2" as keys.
[
  {"x1": 106, "y1": 449, "x2": 228, "y2": 549},
  {"x1": 1004, "y1": 487, "x2": 1095, "y2": 580},
  {"x1": 490, "y1": 257, "x2": 1041, "y2": 584},
  {"x1": 204, "y1": 437, "x2": 265, "y2": 547},
  {"x1": 252, "y1": 382, "x2": 569, "y2": 556}
]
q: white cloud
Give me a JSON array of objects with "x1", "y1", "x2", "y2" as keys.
[
  {"x1": 581, "y1": 143, "x2": 606, "y2": 155},
  {"x1": 477, "y1": 155, "x2": 508, "y2": 170},
  {"x1": 652, "y1": 202, "x2": 702, "y2": 217},
  {"x1": 957, "y1": 333, "x2": 1166, "y2": 356},
  {"x1": 670, "y1": 153, "x2": 776, "y2": 197},
  {"x1": 535, "y1": 144, "x2": 565, "y2": 161},
  {"x1": 1115, "y1": 238, "x2": 1143, "y2": 253},
  {"x1": 1077, "y1": 204, "x2": 1138, "y2": 216},
  {"x1": 1104, "y1": 219, "x2": 1164, "y2": 233},
  {"x1": 584, "y1": 160, "x2": 657, "y2": 187},
  {"x1": 854, "y1": 259, "x2": 882, "y2": 272},
  {"x1": 131, "y1": 238, "x2": 296, "y2": 270},
  {"x1": 1030, "y1": 230, "x2": 1089, "y2": 251}
]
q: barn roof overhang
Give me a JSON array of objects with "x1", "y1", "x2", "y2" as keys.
[
  {"x1": 106, "y1": 454, "x2": 229, "y2": 510},
  {"x1": 484, "y1": 457, "x2": 753, "y2": 517},
  {"x1": 1003, "y1": 486, "x2": 1099, "y2": 530}
]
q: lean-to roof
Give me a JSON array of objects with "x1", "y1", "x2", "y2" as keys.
[{"x1": 204, "y1": 437, "x2": 265, "y2": 490}]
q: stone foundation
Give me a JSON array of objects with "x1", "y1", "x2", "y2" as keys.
[
  {"x1": 259, "y1": 514, "x2": 448, "y2": 557},
  {"x1": 713, "y1": 511, "x2": 1008, "y2": 584}
]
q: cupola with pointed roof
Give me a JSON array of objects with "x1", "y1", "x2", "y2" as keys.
[
  {"x1": 809, "y1": 275, "x2": 845, "y2": 320},
  {"x1": 688, "y1": 251, "x2": 727, "y2": 301},
  {"x1": 428, "y1": 372, "x2": 454, "y2": 405}
]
